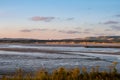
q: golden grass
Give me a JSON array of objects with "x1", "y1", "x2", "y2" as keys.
[{"x1": 1, "y1": 62, "x2": 120, "y2": 80}]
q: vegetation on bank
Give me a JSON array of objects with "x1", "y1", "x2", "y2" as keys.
[
  {"x1": 1, "y1": 35, "x2": 120, "y2": 44},
  {"x1": 1, "y1": 62, "x2": 120, "y2": 80}
]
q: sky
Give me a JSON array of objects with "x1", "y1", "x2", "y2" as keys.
[{"x1": 0, "y1": 0, "x2": 120, "y2": 39}]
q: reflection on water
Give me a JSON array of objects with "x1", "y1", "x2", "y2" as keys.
[{"x1": 0, "y1": 44, "x2": 120, "y2": 74}]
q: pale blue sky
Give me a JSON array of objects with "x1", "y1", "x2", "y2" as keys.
[{"x1": 0, "y1": 0, "x2": 120, "y2": 39}]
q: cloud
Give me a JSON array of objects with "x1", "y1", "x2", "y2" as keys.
[
  {"x1": 66, "y1": 17, "x2": 74, "y2": 21},
  {"x1": 59, "y1": 28, "x2": 93, "y2": 34},
  {"x1": 104, "y1": 29, "x2": 112, "y2": 31},
  {"x1": 103, "y1": 21, "x2": 119, "y2": 25},
  {"x1": 20, "y1": 29, "x2": 32, "y2": 32},
  {"x1": 110, "y1": 25, "x2": 120, "y2": 31},
  {"x1": 84, "y1": 29, "x2": 93, "y2": 31},
  {"x1": 74, "y1": 27, "x2": 81, "y2": 29},
  {"x1": 20, "y1": 28, "x2": 48, "y2": 32},
  {"x1": 59, "y1": 30, "x2": 81, "y2": 34},
  {"x1": 30, "y1": 16, "x2": 75, "y2": 22},
  {"x1": 94, "y1": 33, "x2": 118, "y2": 36},
  {"x1": 82, "y1": 28, "x2": 93, "y2": 34},
  {"x1": 115, "y1": 14, "x2": 120, "y2": 17},
  {"x1": 32, "y1": 28, "x2": 48, "y2": 31},
  {"x1": 94, "y1": 33, "x2": 110, "y2": 36},
  {"x1": 30, "y1": 16, "x2": 55, "y2": 22},
  {"x1": 82, "y1": 31, "x2": 91, "y2": 34}
]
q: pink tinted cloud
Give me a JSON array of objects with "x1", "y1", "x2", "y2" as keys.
[
  {"x1": 20, "y1": 29, "x2": 32, "y2": 32},
  {"x1": 30, "y1": 16, "x2": 55, "y2": 22},
  {"x1": 103, "y1": 21, "x2": 119, "y2": 24},
  {"x1": 20, "y1": 28, "x2": 48, "y2": 32},
  {"x1": 59, "y1": 30, "x2": 81, "y2": 34}
]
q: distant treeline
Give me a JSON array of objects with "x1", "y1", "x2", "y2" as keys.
[{"x1": 0, "y1": 38, "x2": 120, "y2": 43}]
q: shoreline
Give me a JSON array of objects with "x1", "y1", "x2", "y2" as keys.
[
  {"x1": 1, "y1": 43, "x2": 120, "y2": 48},
  {"x1": 0, "y1": 47, "x2": 120, "y2": 55}
]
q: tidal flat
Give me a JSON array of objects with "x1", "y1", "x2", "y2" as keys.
[{"x1": 0, "y1": 44, "x2": 120, "y2": 75}]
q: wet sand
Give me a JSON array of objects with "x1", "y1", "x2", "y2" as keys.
[{"x1": 0, "y1": 43, "x2": 120, "y2": 75}]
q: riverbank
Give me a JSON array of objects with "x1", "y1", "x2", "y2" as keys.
[{"x1": 1, "y1": 43, "x2": 120, "y2": 48}]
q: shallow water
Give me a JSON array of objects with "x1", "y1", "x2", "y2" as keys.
[{"x1": 0, "y1": 44, "x2": 120, "y2": 74}]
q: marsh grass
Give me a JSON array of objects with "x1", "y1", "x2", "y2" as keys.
[{"x1": 1, "y1": 62, "x2": 120, "y2": 80}]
